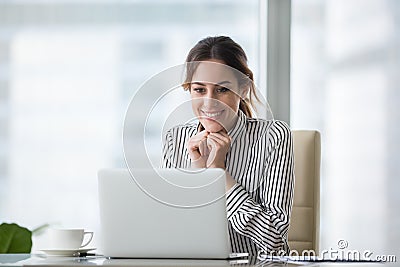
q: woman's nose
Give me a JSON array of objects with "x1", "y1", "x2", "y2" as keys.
[{"x1": 203, "y1": 95, "x2": 219, "y2": 108}]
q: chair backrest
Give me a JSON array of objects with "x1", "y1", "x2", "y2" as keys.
[{"x1": 288, "y1": 130, "x2": 321, "y2": 255}]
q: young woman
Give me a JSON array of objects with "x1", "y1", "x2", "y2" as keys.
[{"x1": 162, "y1": 36, "x2": 294, "y2": 256}]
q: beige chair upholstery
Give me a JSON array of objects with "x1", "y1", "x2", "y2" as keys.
[{"x1": 288, "y1": 130, "x2": 321, "y2": 254}]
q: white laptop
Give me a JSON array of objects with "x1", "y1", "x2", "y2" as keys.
[{"x1": 98, "y1": 168, "x2": 245, "y2": 259}]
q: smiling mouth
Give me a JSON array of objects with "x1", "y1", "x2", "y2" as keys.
[{"x1": 201, "y1": 110, "x2": 224, "y2": 119}]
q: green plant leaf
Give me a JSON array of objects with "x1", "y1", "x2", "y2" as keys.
[{"x1": 0, "y1": 223, "x2": 32, "y2": 253}]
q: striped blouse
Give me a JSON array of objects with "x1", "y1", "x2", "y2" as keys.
[{"x1": 161, "y1": 110, "x2": 295, "y2": 256}]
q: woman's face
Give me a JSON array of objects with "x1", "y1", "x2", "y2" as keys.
[{"x1": 190, "y1": 60, "x2": 245, "y2": 133}]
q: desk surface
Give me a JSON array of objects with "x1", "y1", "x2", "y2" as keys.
[{"x1": 0, "y1": 254, "x2": 389, "y2": 267}]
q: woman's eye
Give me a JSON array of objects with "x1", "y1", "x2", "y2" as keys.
[
  {"x1": 216, "y1": 86, "x2": 229, "y2": 93},
  {"x1": 192, "y1": 87, "x2": 206, "y2": 93}
]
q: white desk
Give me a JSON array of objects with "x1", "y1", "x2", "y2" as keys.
[{"x1": 0, "y1": 254, "x2": 388, "y2": 267}]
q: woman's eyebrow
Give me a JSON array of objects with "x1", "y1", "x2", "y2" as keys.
[
  {"x1": 216, "y1": 80, "x2": 232, "y2": 86},
  {"x1": 191, "y1": 82, "x2": 206, "y2": 86},
  {"x1": 191, "y1": 81, "x2": 232, "y2": 86}
]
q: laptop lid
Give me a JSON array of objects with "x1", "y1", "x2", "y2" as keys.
[{"x1": 98, "y1": 168, "x2": 231, "y2": 259}]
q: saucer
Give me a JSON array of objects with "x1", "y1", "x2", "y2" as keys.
[{"x1": 40, "y1": 247, "x2": 96, "y2": 257}]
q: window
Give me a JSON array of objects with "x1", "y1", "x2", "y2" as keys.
[
  {"x1": 0, "y1": 0, "x2": 261, "y2": 251},
  {"x1": 291, "y1": 0, "x2": 399, "y2": 255}
]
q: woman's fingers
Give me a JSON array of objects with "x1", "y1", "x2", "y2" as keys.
[
  {"x1": 199, "y1": 139, "x2": 210, "y2": 157},
  {"x1": 189, "y1": 131, "x2": 208, "y2": 148},
  {"x1": 188, "y1": 143, "x2": 201, "y2": 160},
  {"x1": 207, "y1": 134, "x2": 231, "y2": 149},
  {"x1": 193, "y1": 130, "x2": 209, "y2": 141},
  {"x1": 208, "y1": 132, "x2": 231, "y2": 144},
  {"x1": 207, "y1": 135, "x2": 223, "y2": 147},
  {"x1": 205, "y1": 132, "x2": 232, "y2": 168},
  {"x1": 206, "y1": 136, "x2": 217, "y2": 150},
  {"x1": 187, "y1": 129, "x2": 232, "y2": 169},
  {"x1": 188, "y1": 130, "x2": 210, "y2": 160}
]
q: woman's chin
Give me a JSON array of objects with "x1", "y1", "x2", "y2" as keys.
[{"x1": 202, "y1": 120, "x2": 224, "y2": 133}]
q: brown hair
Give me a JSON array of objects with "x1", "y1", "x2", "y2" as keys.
[{"x1": 183, "y1": 36, "x2": 260, "y2": 120}]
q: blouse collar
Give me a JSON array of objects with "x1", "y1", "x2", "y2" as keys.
[{"x1": 227, "y1": 109, "x2": 246, "y2": 145}]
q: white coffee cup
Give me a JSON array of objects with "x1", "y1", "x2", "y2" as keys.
[{"x1": 47, "y1": 228, "x2": 94, "y2": 250}]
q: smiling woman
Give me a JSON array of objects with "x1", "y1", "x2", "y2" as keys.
[{"x1": 162, "y1": 36, "x2": 295, "y2": 256}]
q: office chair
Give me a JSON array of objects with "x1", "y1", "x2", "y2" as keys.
[{"x1": 288, "y1": 130, "x2": 321, "y2": 255}]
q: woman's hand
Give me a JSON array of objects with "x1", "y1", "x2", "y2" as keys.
[
  {"x1": 187, "y1": 130, "x2": 210, "y2": 168},
  {"x1": 187, "y1": 130, "x2": 231, "y2": 169},
  {"x1": 206, "y1": 131, "x2": 231, "y2": 169},
  {"x1": 187, "y1": 130, "x2": 235, "y2": 191}
]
